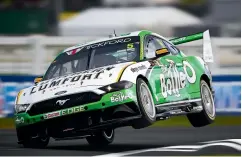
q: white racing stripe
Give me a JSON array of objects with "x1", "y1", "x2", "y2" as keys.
[{"x1": 94, "y1": 139, "x2": 241, "y2": 157}]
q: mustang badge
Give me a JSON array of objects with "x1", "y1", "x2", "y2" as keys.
[{"x1": 56, "y1": 99, "x2": 70, "y2": 106}]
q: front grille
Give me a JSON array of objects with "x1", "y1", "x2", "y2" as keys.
[{"x1": 28, "y1": 92, "x2": 101, "y2": 116}]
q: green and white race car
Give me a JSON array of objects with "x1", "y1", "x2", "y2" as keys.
[{"x1": 15, "y1": 30, "x2": 215, "y2": 148}]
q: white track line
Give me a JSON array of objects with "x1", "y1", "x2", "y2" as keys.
[
  {"x1": 94, "y1": 139, "x2": 241, "y2": 157},
  {"x1": 201, "y1": 139, "x2": 241, "y2": 144}
]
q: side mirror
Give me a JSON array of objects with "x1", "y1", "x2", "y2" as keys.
[
  {"x1": 34, "y1": 76, "x2": 43, "y2": 84},
  {"x1": 155, "y1": 48, "x2": 169, "y2": 57}
]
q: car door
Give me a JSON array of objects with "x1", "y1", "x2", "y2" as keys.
[
  {"x1": 144, "y1": 35, "x2": 189, "y2": 105},
  {"x1": 144, "y1": 35, "x2": 167, "y2": 104},
  {"x1": 161, "y1": 40, "x2": 199, "y2": 101},
  {"x1": 157, "y1": 38, "x2": 190, "y2": 102}
]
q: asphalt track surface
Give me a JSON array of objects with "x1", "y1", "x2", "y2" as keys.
[{"x1": 0, "y1": 126, "x2": 240, "y2": 156}]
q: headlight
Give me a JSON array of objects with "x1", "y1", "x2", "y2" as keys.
[
  {"x1": 15, "y1": 104, "x2": 30, "y2": 114},
  {"x1": 99, "y1": 81, "x2": 133, "y2": 93}
]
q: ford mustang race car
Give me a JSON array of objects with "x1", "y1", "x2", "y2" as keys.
[{"x1": 15, "y1": 30, "x2": 215, "y2": 148}]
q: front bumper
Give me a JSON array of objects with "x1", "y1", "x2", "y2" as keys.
[
  {"x1": 15, "y1": 85, "x2": 138, "y2": 128},
  {"x1": 16, "y1": 101, "x2": 141, "y2": 143}
]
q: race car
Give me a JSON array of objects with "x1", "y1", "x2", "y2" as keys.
[{"x1": 15, "y1": 30, "x2": 215, "y2": 148}]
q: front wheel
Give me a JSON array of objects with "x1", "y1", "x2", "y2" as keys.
[
  {"x1": 17, "y1": 128, "x2": 49, "y2": 148},
  {"x1": 132, "y1": 78, "x2": 156, "y2": 129},
  {"x1": 22, "y1": 136, "x2": 49, "y2": 148},
  {"x1": 86, "y1": 129, "x2": 114, "y2": 147},
  {"x1": 187, "y1": 80, "x2": 216, "y2": 127}
]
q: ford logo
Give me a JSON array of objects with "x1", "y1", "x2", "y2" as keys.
[{"x1": 55, "y1": 91, "x2": 67, "y2": 95}]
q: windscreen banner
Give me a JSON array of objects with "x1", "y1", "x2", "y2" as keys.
[{"x1": 0, "y1": 75, "x2": 240, "y2": 117}]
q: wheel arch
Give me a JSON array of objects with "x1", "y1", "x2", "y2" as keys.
[
  {"x1": 136, "y1": 75, "x2": 158, "y2": 104},
  {"x1": 200, "y1": 74, "x2": 211, "y2": 88},
  {"x1": 200, "y1": 74, "x2": 215, "y2": 99}
]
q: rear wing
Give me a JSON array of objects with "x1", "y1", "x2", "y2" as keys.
[{"x1": 169, "y1": 30, "x2": 213, "y2": 63}]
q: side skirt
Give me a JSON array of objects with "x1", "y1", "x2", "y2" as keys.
[{"x1": 155, "y1": 98, "x2": 203, "y2": 120}]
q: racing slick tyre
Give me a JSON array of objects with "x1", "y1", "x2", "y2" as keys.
[
  {"x1": 22, "y1": 134, "x2": 49, "y2": 148},
  {"x1": 86, "y1": 129, "x2": 114, "y2": 147},
  {"x1": 132, "y1": 78, "x2": 156, "y2": 129},
  {"x1": 187, "y1": 80, "x2": 216, "y2": 127}
]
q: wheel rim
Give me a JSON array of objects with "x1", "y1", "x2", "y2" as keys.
[
  {"x1": 139, "y1": 82, "x2": 155, "y2": 119},
  {"x1": 103, "y1": 129, "x2": 113, "y2": 139},
  {"x1": 40, "y1": 137, "x2": 48, "y2": 142},
  {"x1": 40, "y1": 128, "x2": 48, "y2": 142},
  {"x1": 201, "y1": 83, "x2": 215, "y2": 119}
]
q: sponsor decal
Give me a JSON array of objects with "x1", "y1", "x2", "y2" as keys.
[
  {"x1": 160, "y1": 60, "x2": 196, "y2": 98},
  {"x1": 44, "y1": 111, "x2": 60, "y2": 119},
  {"x1": 44, "y1": 106, "x2": 85, "y2": 119},
  {"x1": 111, "y1": 92, "x2": 133, "y2": 103},
  {"x1": 55, "y1": 90, "x2": 67, "y2": 96},
  {"x1": 130, "y1": 65, "x2": 147, "y2": 72},
  {"x1": 86, "y1": 38, "x2": 132, "y2": 49},
  {"x1": 66, "y1": 48, "x2": 83, "y2": 55},
  {"x1": 30, "y1": 66, "x2": 115, "y2": 95},
  {"x1": 65, "y1": 37, "x2": 133, "y2": 53},
  {"x1": 61, "y1": 106, "x2": 85, "y2": 116},
  {"x1": 15, "y1": 116, "x2": 24, "y2": 124},
  {"x1": 56, "y1": 99, "x2": 70, "y2": 106},
  {"x1": 171, "y1": 37, "x2": 186, "y2": 43}
]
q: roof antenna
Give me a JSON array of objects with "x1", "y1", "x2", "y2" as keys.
[{"x1": 109, "y1": 29, "x2": 117, "y2": 38}]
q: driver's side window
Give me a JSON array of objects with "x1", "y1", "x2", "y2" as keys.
[
  {"x1": 144, "y1": 35, "x2": 171, "y2": 59},
  {"x1": 144, "y1": 36, "x2": 161, "y2": 59},
  {"x1": 162, "y1": 40, "x2": 180, "y2": 55}
]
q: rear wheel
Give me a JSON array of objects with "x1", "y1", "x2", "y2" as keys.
[
  {"x1": 132, "y1": 78, "x2": 156, "y2": 129},
  {"x1": 86, "y1": 129, "x2": 114, "y2": 147},
  {"x1": 187, "y1": 80, "x2": 216, "y2": 127}
]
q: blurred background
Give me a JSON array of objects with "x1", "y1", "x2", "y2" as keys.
[{"x1": 0, "y1": 0, "x2": 240, "y2": 119}]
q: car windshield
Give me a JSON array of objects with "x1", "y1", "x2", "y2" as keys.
[{"x1": 43, "y1": 36, "x2": 140, "y2": 80}]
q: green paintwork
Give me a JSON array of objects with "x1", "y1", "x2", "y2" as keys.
[
  {"x1": 147, "y1": 55, "x2": 206, "y2": 105},
  {"x1": 136, "y1": 31, "x2": 209, "y2": 106},
  {"x1": 169, "y1": 32, "x2": 203, "y2": 45},
  {"x1": 138, "y1": 30, "x2": 152, "y2": 60}
]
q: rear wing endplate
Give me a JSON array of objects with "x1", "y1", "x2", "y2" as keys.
[{"x1": 169, "y1": 30, "x2": 213, "y2": 63}]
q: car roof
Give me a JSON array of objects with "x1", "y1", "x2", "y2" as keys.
[{"x1": 62, "y1": 30, "x2": 151, "y2": 53}]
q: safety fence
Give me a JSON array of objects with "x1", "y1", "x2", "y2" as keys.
[
  {"x1": 0, "y1": 36, "x2": 240, "y2": 75},
  {"x1": 0, "y1": 75, "x2": 240, "y2": 117}
]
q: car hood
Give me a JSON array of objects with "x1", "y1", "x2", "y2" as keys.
[{"x1": 17, "y1": 62, "x2": 135, "y2": 104}]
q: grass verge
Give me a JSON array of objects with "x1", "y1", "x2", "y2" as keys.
[
  {"x1": 0, "y1": 118, "x2": 15, "y2": 129},
  {"x1": 0, "y1": 115, "x2": 240, "y2": 129},
  {"x1": 152, "y1": 115, "x2": 241, "y2": 127}
]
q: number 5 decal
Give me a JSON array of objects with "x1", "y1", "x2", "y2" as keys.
[{"x1": 127, "y1": 43, "x2": 134, "y2": 49}]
